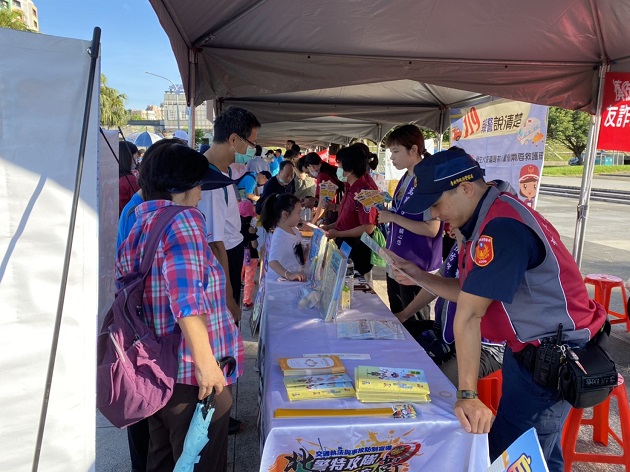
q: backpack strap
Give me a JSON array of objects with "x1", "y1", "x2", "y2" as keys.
[
  {"x1": 139, "y1": 205, "x2": 190, "y2": 276},
  {"x1": 208, "y1": 162, "x2": 230, "y2": 204}
]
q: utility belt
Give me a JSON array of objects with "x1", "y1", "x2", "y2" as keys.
[{"x1": 513, "y1": 321, "x2": 617, "y2": 409}]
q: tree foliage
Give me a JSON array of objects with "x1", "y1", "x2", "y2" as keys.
[
  {"x1": 547, "y1": 107, "x2": 590, "y2": 161},
  {"x1": 100, "y1": 74, "x2": 128, "y2": 128},
  {"x1": 0, "y1": 8, "x2": 31, "y2": 31}
]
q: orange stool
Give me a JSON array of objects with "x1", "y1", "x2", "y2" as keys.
[
  {"x1": 584, "y1": 274, "x2": 630, "y2": 331},
  {"x1": 477, "y1": 369, "x2": 503, "y2": 415},
  {"x1": 562, "y1": 374, "x2": 630, "y2": 471}
]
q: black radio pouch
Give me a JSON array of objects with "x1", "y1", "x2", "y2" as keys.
[
  {"x1": 533, "y1": 343, "x2": 565, "y2": 390},
  {"x1": 532, "y1": 323, "x2": 566, "y2": 390}
]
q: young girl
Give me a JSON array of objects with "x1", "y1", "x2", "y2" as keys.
[
  {"x1": 239, "y1": 199, "x2": 259, "y2": 309},
  {"x1": 261, "y1": 193, "x2": 307, "y2": 282}
]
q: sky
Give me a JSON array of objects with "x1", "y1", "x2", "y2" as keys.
[{"x1": 37, "y1": 0, "x2": 182, "y2": 110}]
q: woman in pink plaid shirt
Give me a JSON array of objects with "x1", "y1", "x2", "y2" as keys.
[{"x1": 117, "y1": 139, "x2": 244, "y2": 472}]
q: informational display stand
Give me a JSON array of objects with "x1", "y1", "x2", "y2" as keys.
[
  {"x1": 307, "y1": 227, "x2": 327, "y2": 282},
  {"x1": 318, "y1": 245, "x2": 348, "y2": 322}
]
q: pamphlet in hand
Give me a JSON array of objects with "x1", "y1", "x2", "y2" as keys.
[
  {"x1": 319, "y1": 180, "x2": 338, "y2": 201},
  {"x1": 359, "y1": 232, "x2": 436, "y2": 296},
  {"x1": 354, "y1": 189, "x2": 393, "y2": 210}
]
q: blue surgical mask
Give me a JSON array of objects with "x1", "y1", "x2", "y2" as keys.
[
  {"x1": 336, "y1": 167, "x2": 347, "y2": 182},
  {"x1": 234, "y1": 144, "x2": 256, "y2": 164}
]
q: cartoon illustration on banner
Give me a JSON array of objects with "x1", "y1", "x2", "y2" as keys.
[
  {"x1": 450, "y1": 98, "x2": 548, "y2": 209},
  {"x1": 267, "y1": 430, "x2": 423, "y2": 472}
]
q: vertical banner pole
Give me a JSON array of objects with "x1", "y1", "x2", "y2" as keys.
[
  {"x1": 32, "y1": 27, "x2": 101, "y2": 472},
  {"x1": 572, "y1": 64, "x2": 607, "y2": 268}
]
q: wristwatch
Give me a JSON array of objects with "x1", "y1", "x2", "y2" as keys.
[{"x1": 456, "y1": 390, "x2": 479, "y2": 400}]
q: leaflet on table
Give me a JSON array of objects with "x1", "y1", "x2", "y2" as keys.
[
  {"x1": 336, "y1": 319, "x2": 406, "y2": 340},
  {"x1": 283, "y1": 373, "x2": 356, "y2": 401},
  {"x1": 359, "y1": 232, "x2": 436, "y2": 296},
  {"x1": 318, "y1": 244, "x2": 348, "y2": 322},
  {"x1": 302, "y1": 353, "x2": 372, "y2": 360},
  {"x1": 354, "y1": 189, "x2": 393, "y2": 210},
  {"x1": 355, "y1": 366, "x2": 430, "y2": 393},
  {"x1": 278, "y1": 355, "x2": 346, "y2": 376},
  {"x1": 487, "y1": 427, "x2": 549, "y2": 472}
]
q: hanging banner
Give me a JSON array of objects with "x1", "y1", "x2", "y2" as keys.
[
  {"x1": 450, "y1": 99, "x2": 548, "y2": 208},
  {"x1": 597, "y1": 72, "x2": 630, "y2": 152}
]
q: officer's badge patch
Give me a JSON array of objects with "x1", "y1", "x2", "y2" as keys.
[{"x1": 474, "y1": 235, "x2": 494, "y2": 267}]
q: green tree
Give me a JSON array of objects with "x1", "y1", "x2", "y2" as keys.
[
  {"x1": 0, "y1": 8, "x2": 31, "y2": 31},
  {"x1": 100, "y1": 74, "x2": 128, "y2": 128},
  {"x1": 195, "y1": 129, "x2": 205, "y2": 145},
  {"x1": 547, "y1": 107, "x2": 590, "y2": 162}
]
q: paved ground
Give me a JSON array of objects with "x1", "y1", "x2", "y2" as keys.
[{"x1": 96, "y1": 174, "x2": 630, "y2": 471}]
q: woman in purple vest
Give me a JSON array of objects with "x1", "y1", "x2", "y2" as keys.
[{"x1": 378, "y1": 125, "x2": 443, "y2": 338}]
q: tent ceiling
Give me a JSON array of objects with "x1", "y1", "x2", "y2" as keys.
[{"x1": 150, "y1": 0, "x2": 630, "y2": 113}]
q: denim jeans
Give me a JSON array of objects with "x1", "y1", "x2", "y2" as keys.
[{"x1": 489, "y1": 347, "x2": 571, "y2": 472}]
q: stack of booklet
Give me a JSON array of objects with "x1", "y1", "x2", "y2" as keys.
[
  {"x1": 279, "y1": 356, "x2": 356, "y2": 401},
  {"x1": 354, "y1": 366, "x2": 431, "y2": 403}
]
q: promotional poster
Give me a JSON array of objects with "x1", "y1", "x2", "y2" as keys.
[{"x1": 450, "y1": 99, "x2": 548, "y2": 209}]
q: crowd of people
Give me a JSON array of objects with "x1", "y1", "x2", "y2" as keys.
[{"x1": 116, "y1": 106, "x2": 610, "y2": 472}]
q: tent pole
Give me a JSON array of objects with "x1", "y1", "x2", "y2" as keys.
[
  {"x1": 32, "y1": 27, "x2": 101, "y2": 472},
  {"x1": 572, "y1": 64, "x2": 607, "y2": 268},
  {"x1": 187, "y1": 49, "x2": 198, "y2": 147}
]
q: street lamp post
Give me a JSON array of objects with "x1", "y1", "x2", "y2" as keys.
[{"x1": 145, "y1": 71, "x2": 182, "y2": 130}]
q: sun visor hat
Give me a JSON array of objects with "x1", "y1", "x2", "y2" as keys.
[{"x1": 400, "y1": 148, "x2": 485, "y2": 215}]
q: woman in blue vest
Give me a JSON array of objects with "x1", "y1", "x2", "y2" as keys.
[{"x1": 378, "y1": 125, "x2": 443, "y2": 339}]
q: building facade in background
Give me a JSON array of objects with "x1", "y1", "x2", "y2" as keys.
[{"x1": 2, "y1": 0, "x2": 39, "y2": 31}]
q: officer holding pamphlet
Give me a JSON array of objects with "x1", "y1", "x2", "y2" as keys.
[{"x1": 388, "y1": 148, "x2": 610, "y2": 472}]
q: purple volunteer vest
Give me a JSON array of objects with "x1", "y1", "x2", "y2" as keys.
[{"x1": 387, "y1": 174, "x2": 443, "y2": 271}]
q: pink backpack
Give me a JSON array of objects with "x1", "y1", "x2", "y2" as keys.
[{"x1": 97, "y1": 205, "x2": 187, "y2": 428}]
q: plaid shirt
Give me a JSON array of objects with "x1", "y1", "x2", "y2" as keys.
[{"x1": 116, "y1": 200, "x2": 244, "y2": 386}]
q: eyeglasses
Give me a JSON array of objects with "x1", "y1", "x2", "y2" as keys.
[{"x1": 239, "y1": 135, "x2": 257, "y2": 148}]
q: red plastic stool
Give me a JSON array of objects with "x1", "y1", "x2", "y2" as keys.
[
  {"x1": 477, "y1": 369, "x2": 503, "y2": 415},
  {"x1": 584, "y1": 274, "x2": 630, "y2": 331},
  {"x1": 562, "y1": 374, "x2": 630, "y2": 471}
]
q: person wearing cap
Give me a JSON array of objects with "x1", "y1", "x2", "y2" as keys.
[
  {"x1": 518, "y1": 163, "x2": 540, "y2": 207},
  {"x1": 389, "y1": 148, "x2": 607, "y2": 471},
  {"x1": 173, "y1": 129, "x2": 189, "y2": 143},
  {"x1": 116, "y1": 139, "x2": 243, "y2": 472}
]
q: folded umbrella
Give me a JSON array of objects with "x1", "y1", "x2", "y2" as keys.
[{"x1": 173, "y1": 356, "x2": 236, "y2": 472}]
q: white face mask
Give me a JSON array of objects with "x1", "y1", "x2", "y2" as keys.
[{"x1": 309, "y1": 170, "x2": 318, "y2": 178}]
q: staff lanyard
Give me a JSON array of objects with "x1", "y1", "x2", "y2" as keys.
[{"x1": 393, "y1": 173, "x2": 414, "y2": 213}]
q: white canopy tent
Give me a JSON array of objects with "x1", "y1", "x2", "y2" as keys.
[{"x1": 149, "y1": 0, "x2": 630, "y2": 263}]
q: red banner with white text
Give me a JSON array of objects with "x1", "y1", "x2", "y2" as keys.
[{"x1": 597, "y1": 72, "x2": 630, "y2": 152}]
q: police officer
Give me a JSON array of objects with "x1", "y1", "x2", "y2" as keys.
[{"x1": 390, "y1": 148, "x2": 607, "y2": 471}]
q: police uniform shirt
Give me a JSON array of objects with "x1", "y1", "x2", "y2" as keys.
[{"x1": 459, "y1": 189, "x2": 545, "y2": 304}]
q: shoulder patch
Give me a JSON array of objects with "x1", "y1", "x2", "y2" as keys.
[{"x1": 473, "y1": 235, "x2": 494, "y2": 267}]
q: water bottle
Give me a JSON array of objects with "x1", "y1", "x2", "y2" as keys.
[{"x1": 341, "y1": 259, "x2": 354, "y2": 310}]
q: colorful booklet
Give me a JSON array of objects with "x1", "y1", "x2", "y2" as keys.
[
  {"x1": 286, "y1": 387, "x2": 357, "y2": 401},
  {"x1": 354, "y1": 366, "x2": 430, "y2": 403},
  {"x1": 283, "y1": 373, "x2": 353, "y2": 389},
  {"x1": 354, "y1": 189, "x2": 392, "y2": 210},
  {"x1": 278, "y1": 355, "x2": 346, "y2": 377}
]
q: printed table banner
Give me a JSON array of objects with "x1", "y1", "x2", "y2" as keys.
[
  {"x1": 450, "y1": 99, "x2": 548, "y2": 209},
  {"x1": 261, "y1": 422, "x2": 488, "y2": 471},
  {"x1": 597, "y1": 72, "x2": 630, "y2": 152}
]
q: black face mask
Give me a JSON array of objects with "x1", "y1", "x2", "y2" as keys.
[{"x1": 294, "y1": 242, "x2": 305, "y2": 265}]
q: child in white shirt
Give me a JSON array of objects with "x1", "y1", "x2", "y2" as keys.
[{"x1": 260, "y1": 193, "x2": 306, "y2": 281}]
